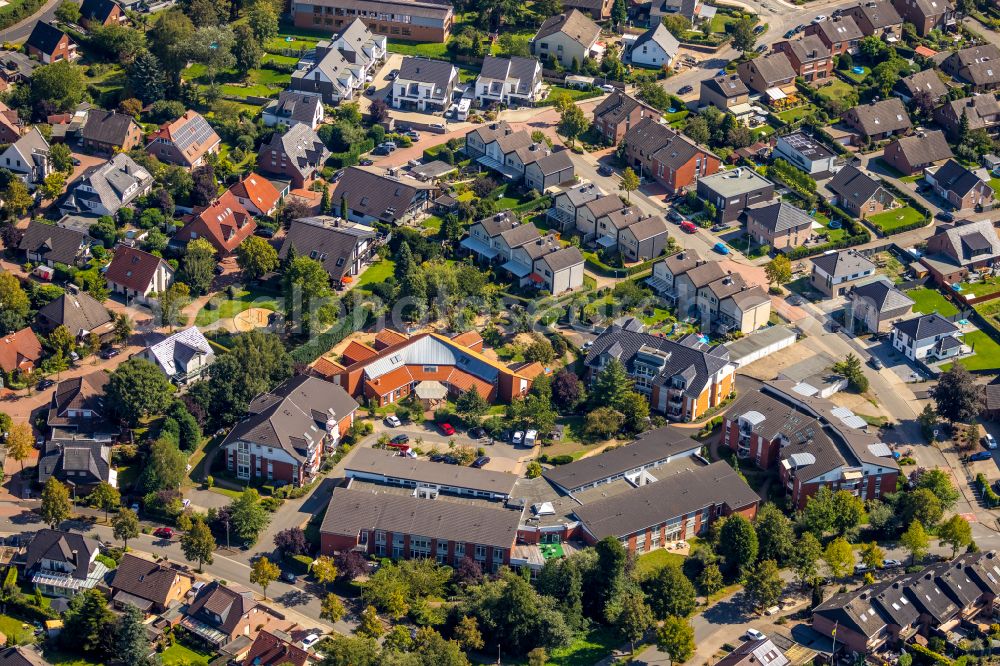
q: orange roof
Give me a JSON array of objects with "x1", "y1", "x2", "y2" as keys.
[
  {"x1": 450, "y1": 330, "x2": 483, "y2": 348},
  {"x1": 528, "y1": 272, "x2": 545, "y2": 284},
  {"x1": 229, "y1": 173, "x2": 281, "y2": 214},
  {"x1": 311, "y1": 356, "x2": 345, "y2": 378},
  {"x1": 341, "y1": 340, "x2": 378, "y2": 365},
  {"x1": 510, "y1": 361, "x2": 547, "y2": 380},
  {"x1": 0, "y1": 327, "x2": 41, "y2": 374},
  {"x1": 184, "y1": 190, "x2": 256, "y2": 254},
  {"x1": 364, "y1": 366, "x2": 413, "y2": 395},
  {"x1": 147, "y1": 110, "x2": 220, "y2": 165},
  {"x1": 374, "y1": 328, "x2": 409, "y2": 349},
  {"x1": 446, "y1": 368, "x2": 494, "y2": 399},
  {"x1": 915, "y1": 45, "x2": 937, "y2": 57}
]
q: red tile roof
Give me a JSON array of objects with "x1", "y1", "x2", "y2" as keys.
[
  {"x1": 181, "y1": 190, "x2": 256, "y2": 254},
  {"x1": 229, "y1": 173, "x2": 281, "y2": 215},
  {"x1": 0, "y1": 327, "x2": 41, "y2": 373},
  {"x1": 243, "y1": 631, "x2": 309, "y2": 666},
  {"x1": 374, "y1": 328, "x2": 409, "y2": 349},
  {"x1": 311, "y1": 356, "x2": 345, "y2": 379},
  {"x1": 341, "y1": 340, "x2": 378, "y2": 365},
  {"x1": 105, "y1": 246, "x2": 169, "y2": 294}
]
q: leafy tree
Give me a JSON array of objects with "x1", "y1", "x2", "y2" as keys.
[
  {"x1": 140, "y1": 438, "x2": 187, "y2": 492},
  {"x1": 321, "y1": 593, "x2": 346, "y2": 623},
  {"x1": 30, "y1": 60, "x2": 86, "y2": 114},
  {"x1": 61, "y1": 589, "x2": 113, "y2": 656},
  {"x1": 230, "y1": 488, "x2": 269, "y2": 544},
  {"x1": 831, "y1": 490, "x2": 866, "y2": 534},
  {"x1": 182, "y1": 238, "x2": 217, "y2": 296},
  {"x1": 558, "y1": 103, "x2": 589, "y2": 147},
  {"x1": 898, "y1": 487, "x2": 943, "y2": 528},
  {"x1": 765, "y1": 254, "x2": 792, "y2": 287},
  {"x1": 90, "y1": 25, "x2": 146, "y2": 61},
  {"x1": 684, "y1": 114, "x2": 711, "y2": 145},
  {"x1": 590, "y1": 358, "x2": 633, "y2": 411},
  {"x1": 456, "y1": 386, "x2": 489, "y2": 421},
  {"x1": 106, "y1": 357, "x2": 174, "y2": 425},
  {"x1": 2, "y1": 179, "x2": 31, "y2": 219},
  {"x1": 236, "y1": 235, "x2": 279, "y2": 281},
  {"x1": 40, "y1": 172, "x2": 66, "y2": 200},
  {"x1": 41, "y1": 477, "x2": 71, "y2": 528},
  {"x1": 656, "y1": 615, "x2": 695, "y2": 663},
  {"x1": 938, "y1": 514, "x2": 973, "y2": 556},
  {"x1": 754, "y1": 503, "x2": 795, "y2": 565},
  {"x1": 55, "y1": 1, "x2": 81, "y2": 23},
  {"x1": 250, "y1": 556, "x2": 280, "y2": 599},
  {"x1": 859, "y1": 542, "x2": 885, "y2": 570},
  {"x1": 915, "y1": 468, "x2": 960, "y2": 510},
  {"x1": 552, "y1": 369, "x2": 585, "y2": 412},
  {"x1": 697, "y1": 563, "x2": 724, "y2": 596},
  {"x1": 89, "y1": 481, "x2": 120, "y2": 523},
  {"x1": 451, "y1": 616, "x2": 484, "y2": 652},
  {"x1": 0, "y1": 272, "x2": 29, "y2": 333},
  {"x1": 356, "y1": 605, "x2": 384, "y2": 639},
  {"x1": 313, "y1": 555, "x2": 338, "y2": 586},
  {"x1": 126, "y1": 49, "x2": 165, "y2": 104},
  {"x1": 743, "y1": 559, "x2": 783, "y2": 611},
  {"x1": 4, "y1": 422, "x2": 33, "y2": 474},
  {"x1": 823, "y1": 537, "x2": 855, "y2": 578},
  {"x1": 932, "y1": 362, "x2": 983, "y2": 423},
  {"x1": 113, "y1": 507, "x2": 139, "y2": 549},
  {"x1": 247, "y1": 0, "x2": 279, "y2": 43},
  {"x1": 731, "y1": 16, "x2": 757, "y2": 52},
  {"x1": 611, "y1": 0, "x2": 627, "y2": 27},
  {"x1": 113, "y1": 603, "x2": 156, "y2": 666},
  {"x1": 274, "y1": 527, "x2": 307, "y2": 557},
  {"x1": 833, "y1": 353, "x2": 869, "y2": 393},
  {"x1": 643, "y1": 563, "x2": 696, "y2": 619},
  {"x1": 47, "y1": 324, "x2": 75, "y2": 357},
  {"x1": 113, "y1": 313, "x2": 133, "y2": 346},
  {"x1": 233, "y1": 24, "x2": 262, "y2": 78},
  {"x1": 154, "y1": 282, "x2": 191, "y2": 330},
  {"x1": 336, "y1": 550, "x2": 369, "y2": 581},
  {"x1": 718, "y1": 514, "x2": 758, "y2": 572},
  {"x1": 284, "y1": 256, "x2": 337, "y2": 335},
  {"x1": 584, "y1": 406, "x2": 625, "y2": 441},
  {"x1": 206, "y1": 330, "x2": 292, "y2": 425},
  {"x1": 619, "y1": 167, "x2": 639, "y2": 203},
  {"x1": 901, "y1": 520, "x2": 930, "y2": 564},
  {"x1": 50, "y1": 142, "x2": 74, "y2": 174},
  {"x1": 615, "y1": 586, "x2": 654, "y2": 653}
]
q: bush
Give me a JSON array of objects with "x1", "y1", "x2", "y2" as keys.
[
  {"x1": 261, "y1": 485, "x2": 275, "y2": 496},
  {"x1": 548, "y1": 454, "x2": 573, "y2": 465},
  {"x1": 96, "y1": 554, "x2": 118, "y2": 569},
  {"x1": 261, "y1": 496, "x2": 283, "y2": 512},
  {"x1": 286, "y1": 554, "x2": 313, "y2": 574}
]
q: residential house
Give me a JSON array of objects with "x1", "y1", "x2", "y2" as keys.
[
  {"x1": 461, "y1": 212, "x2": 540, "y2": 264},
  {"x1": 475, "y1": 56, "x2": 544, "y2": 107},
  {"x1": 938, "y1": 44, "x2": 1000, "y2": 91},
  {"x1": 18, "y1": 221, "x2": 89, "y2": 268},
  {"x1": 104, "y1": 245, "x2": 174, "y2": 304},
  {"x1": 60, "y1": 153, "x2": 152, "y2": 217},
  {"x1": 36, "y1": 289, "x2": 113, "y2": 341},
  {"x1": 530, "y1": 10, "x2": 603, "y2": 69},
  {"x1": 562, "y1": 0, "x2": 613, "y2": 20},
  {"x1": 524, "y1": 148, "x2": 575, "y2": 192},
  {"x1": 292, "y1": 0, "x2": 454, "y2": 43},
  {"x1": 138, "y1": 326, "x2": 215, "y2": 384},
  {"x1": 531, "y1": 245, "x2": 585, "y2": 295},
  {"x1": 934, "y1": 95, "x2": 1000, "y2": 139},
  {"x1": 330, "y1": 166, "x2": 437, "y2": 225},
  {"x1": 921, "y1": 218, "x2": 1000, "y2": 285},
  {"x1": 810, "y1": 249, "x2": 877, "y2": 297},
  {"x1": 826, "y1": 164, "x2": 896, "y2": 219},
  {"x1": 696, "y1": 272, "x2": 772, "y2": 335},
  {"x1": 925, "y1": 159, "x2": 995, "y2": 211},
  {"x1": 695, "y1": 167, "x2": 775, "y2": 223},
  {"x1": 289, "y1": 19, "x2": 385, "y2": 104},
  {"x1": 464, "y1": 121, "x2": 532, "y2": 161},
  {"x1": 592, "y1": 92, "x2": 661, "y2": 144},
  {"x1": 546, "y1": 181, "x2": 605, "y2": 231},
  {"x1": 845, "y1": 277, "x2": 915, "y2": 333},
  {"x1": 0, "y1": 101, "x2": 22, "y2": 142},
  {"x1": 650, "y1": 0, "x2": 714, "y2": 25},
  {"x1": 45, "y1": 372, "x2": 117, "y2": 437},
  {"x1": 392, "y1": 57, "x2": 457, "y2": 112},
  {"x1": 699, "y1": 74, "x2": 750, "y2": 111},
  {"x1": 882, "y1": 130, "x2": 953, "y2": 175},
  {"x1": 774, "y1": 132, "x2": 840, "y2": 177},
  {"x1": 583, "y1": 322, "x2": 736, "y2": 420},
  {"x1": 243, "y1": 630, "x2": 311, "y2": 666},
  {"x1": 842, "y1": 98, "x2": 912, "y2": 142},
  {"x1": 178, "y1": 191, "x2": 257, "y2": 255},
  {"x1": 278, "y1": 216, "x2": 377, "y2": 286},
  {"x1": 773, "y1": 35, "x2": 833, "y2": 81},
  {"x1": 622, "y1": 117, "x2": 720, "y2": 193},
  {"x1": 25, "y1": 22, "x2": 76, "y2": 63},
  {"x1": 894, "y1": 68, "x2": 949, "y2": 103},
  {"x1": 109, "y1": 553, "x2": 193, "y2": 613},
  {"x1": 79, "y1": 0, "x2": 123, "y2": 28},
  {"x1": 0, "y1": 648, "x2": 48, "y2": 666},
  {"x1": 222, "y1": 375, "x2": 358, "y2": 486},
  {"x1": 737, "y1": 52, "x2": 797, "y2": 94},
  {"x1": 0, "y1": 127, "x2": 51, "y2": 188},
  {"x1": 467, "y1": 125, "x2": 566, "y2": 185},
  {"x1": 842, "y1": 0, "x2": 903, "y2": 39},
  {"x1": 145, "y1": 110, "x2": 221, "y2": 169},
  {"x1": 891, "y1": 312, "x2": 963, "y2": 361},
  {"x1": 262, "y1": 91, "x2": 325, "y2": 130},
  {"x1": 715, "y1": 639, "x2": 789, "y2": 666},
  {"x1": 891, "y1": 0, "x2": 955, "y2": 35},
  {"x1": 646, "y1": 249, "x2": 703, "y2": 302},
  {"x1": 183, "y1": 582, "x2": 289, "y2": 648},
  {"x1": 618, "y1": 216, "x2": 670, "y2": 262},
  {"x1": 576, "y1": 193, "x2": 627, "y2": 239},
  {"x1": 37, "y1": 439, "x2": 115, "y2": 491},
  {"x1": 722, "y1": 377, "x2": 899, "y2": 507},
  {"x1": 0, "y1": 51, "x2": 37, "y2": 89},
  {"x1": 745, "y1": 201, "x2": 814, "y2": 251},
  {"x1": 257, "y1": 124, "x2": 330, "y2": 189},
  {"x1": 626, "y1": 23, "x2": 679, "y2": 70},
  {"x1": 81, "y1": 110, "x2": 142, "y2": 154},
  {"x1": 229, "y1": 173, "x2": 283, "y2": 217},
  {"x1": 0, "y1": 328, "x2": 41, "y2": 375},
  {"x1": 23, "y1": 529, "x2": 105, "y2": 597},
  {"x1": 804, "y1": 16, "x2": 864, "y2": 55}
]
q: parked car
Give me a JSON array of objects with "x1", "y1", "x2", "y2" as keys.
[
  {"x1": 677, "y1": 85, "x2": 694, "y2": 94},
  {"x1": 969, "y1": 450, "x2": 993, "y2": 461},
  {"x1": 936, "y1": 211, "x2": 954, "y2": 222},
  {"x1": 390, "y1": 434, "x2": 410, "y2": 445},
  {"x1": 439, "y1": 422, "x2": 455, "y2": 436},
  {"x1": 404, "y1": 130, "x2": 420, "y2": 140},
  {"x1": 764, "y1": 605, "x2": 780, "y2": 616},
  {"x1": 854, "y1": 564, "x2": 869, "y2": 574},
  {"x1": 302, "y1": 634, "x2": 321, "y2": 650},
  {"x1": 985, "y1": 434, "x2": 998, "y2": 450},
  {"x1": 882, "y1": 559, "x2": 903, "y2": 568},
  {"x1": 524, "y1": 430, "x2": 538, "y2": 447},
  {"x1": 713, "y1": 242, "x2": 730, "y2": 255},
  {"x1": 469, "y1": 427, "x2": 486, "y2": 439},
  {"x1": 153, "y1": 527, "x2": 173, "y2": 539},
  {"x1": 600, "y1": 84, "x2": 615, "y2": 93},
  {"x1": 753, "y1": 24, "x2": 765, "y2": 34},
  {"x1": 379, "y1": 141, "x2": 397, "y2": 151},
  {"x1": 37, "y1": 379, "x2": 54, "y2": 390},
  {"x1": 746, "y1": 629, "x2": 766, "y2": 641},
  {"x1": 680, "y1": 221, "x2": 697, "y2": 233},
  {"x1": 372, "y1": 146, "x2": 391, "y2": 156},
  {"x1": 331, "y1": 169, "x2": 345, "y2": 183},
  {"x1": 282, "y1": 571, "x2": 297, "y2": 584},
  {"x1": 359, "y1": 159, "x2": 374, "y2": 166},
  {"x1": 471, "y1": 456, "x2": 491, "y2": 468},
  {"x1": 756, "y1": 44, "x2": 767, "y2": 53},
  {"x1": 598, "y1": 164, "x2": 614, "y2": 176},
  {"x1": 385, "y1": 415, "x2": 402, "y2": 427},
  {"x1": 667, "y1": 210, "x2": 683, "y2": 223},
  {"x1": 387, "y1": 69, "x2": 399, "y2": 80},
  {"x1": 868, "y1": 356, "x2": 884, "y2": 370},
  {"x1": 812, "y1": 15, "x2": 827, "y2": 23},
  {"x1": 512, "y1": 431, "x2": 525, "y2": 445},
  {"x1": 784, "y1": 29, "x2": 796, "y2": 38},
  {"x1": 100, "y1": 348, "x2": 120, "y2": 359}
]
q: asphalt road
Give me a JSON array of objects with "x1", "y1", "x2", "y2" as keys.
[{"x1": 0, "y1": 0, "x2": 61, "y2": 43}]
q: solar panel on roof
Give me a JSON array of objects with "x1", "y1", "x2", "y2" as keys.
[{"x1": 172, "y1": 115, "x2": 215, "y2": 153}]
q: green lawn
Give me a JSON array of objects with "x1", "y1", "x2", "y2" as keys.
[
  {"x1": 958, "y1": 275, "x2": 1000, "y2": 298},
  {"x1": 354, "y1": 259, "x2": 396, "y2": 291},
  {"x1": 262, "y1": 53, "x2": 299, "y2": 66},
  {"x1": 866, "y1": 206, "x2": 925, "y2": 233},
  {"x1": 634, "y1": 548, "x2": 685, "y2": 579},
  {"x1": 907, "y1": 287, "x2": 959, "y2": 317},
  {"x1": 542, "y1": 85, "x2": 601, "y2": 105},
  {"x1": 815, "y1": 79, "x2": 855, "y2": 105},
  {"x1": 710, "y1": 12, "x2": 739, "y2": 32},
  {"x1": 161, "y1": 643, "x2": 212, "y2": 666},
  {"x1": 386, "y1": 39, "x2": 449, "y2": 59},
  {"x1": 813, "y1": 211, "x2": 846, "y2": 242},
  {"x1": 250, "y1": 67, "x2": 291, "y2": 87},
  {"x1": 840, "y1": 65, "x2": 870, "y2": 83},
  {"x1": 941, "y1": 330, "x2": 1000, "y2": 372},
  {"x1": 0, "y1": 614, "x2": 35, "y2": 645},
  {"x1": 195, "y1": 287, "x2": 279, "y2": 327},
  {"x1": 990, "y1": 178, "x2": 1000, "y2": 198},
  {"x1": 43, "y1": 649, "x2": 102, "y2": 666},
  {"x1": 421, "y1": 215, "x2": 444, "y2": 232},
  {"x1": 264, "y1": 35, "x2": 320, "y2": 52},
  {"x1": 547, "y1": 626, "x2": 622, "y2": 666},
  {"x1": 775, "y1": 104, "x2": 816, "y2": 124}
]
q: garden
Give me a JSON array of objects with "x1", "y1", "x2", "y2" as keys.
[
  {"x1": 907, "y1": 287, "x2": 959, "y2": 317},
  {"x1": 865, "y1": 206, "x2": 926, "y2": 235},
  {"x1": 940, "y1": 329, "x2": 1000, "y2": 372},
  {"x1": 955, "y1": 273, "x2": 1000, "y2": 300},
  {"x1": 194, "y1": 283, "x2": 281, "y2": 327}
]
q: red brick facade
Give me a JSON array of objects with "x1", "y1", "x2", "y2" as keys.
[
  {"x1": 293, "y1": 6, "x2": 452, "y2": 43},
  {"x1": 320, "y1": 530, "x2": 512, "y2": 570},
  {"x1": 650, "y1": 149, "x2": 721, "y2": 194}
]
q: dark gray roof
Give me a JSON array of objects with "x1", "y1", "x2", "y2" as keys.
[
  {"x1": 80, "y1": 0, "x2": 120, "y2": 22},
  {"x1": 888, "y1": 131, "x2": 953, "y2": 167},
  {"x1": 478, "y1": 56, "x2": 540, "y2": 96},
  {"x1": 18, "y1": 220, "x2": 86, "y2": 265},
  {"x1": 783, "y1": 35, "x2": 830, "y2": 63},
  {"x1": 557, "y1": 182, "x2": 603, "y2": 208},
  {"x1": 24, "y1": 529, "x2": 98, "y2": 580},
  {"x1": 942, "y1": 44, "x2": 1000, "y2": 87},
  {"x1": 813, "y1": 15, "x2": 864, "y2": 43},
  {"x1": 82, "y1": 110, "x2": 138, "y2": 147},
  {"x1": 929, "y1": 218, "x2": 1000, "y2": 264},
  {"x1": 398, "y1": 57, "x2": 456, "y2": 99},
  {"x1": 846, "y1": 98, "x2": 912, "y2": 137},
  {"x1": 278, "y1": 217, "x2": 376, "y2": 282},
  {"x1": 331, "y1": 166, "x2": 433, "y2": 223},
  {"x1": 895, "y1": 68, "x2": 949, "y2": 100},
  {"x1": 0, "y1": 648, "x2": 47, "y2": 666},
  {"x1": 827, "y1": 165, "x2": 886, "y2": 205},
  {"x1": 37, "y1": 439, "x2": 112, "y2": 486},
  {"x1": 746, "y1": 201, "x2": 813, "y2": 233},
  {"x1": 814, "y1": 584, "x2": 891, "y2": 638},
  {"x1": 933, "y1": 159, "x2": 987, "y2": 197},
  {"x1": 624, "y1": 215, "x2": 669, "y2": 241},
  {"x1": 572, "y1": 461, "x2": 759, "y2": 540},
  {"x1": 26, "y1": 21, "x2": 68, "y2": 56},
  {"x1": 187, "y1": 582, "x2": 257, "y2": 635},
  {"x1": 266, "y1": 91, "x2": 323, "y2": 125},
  {"x1": 905, "y1": 565, "x2": 960, "y2": 624},
  {"x1": 539, "y1": 245, "x2": 584, "y2": 272},
  {"x1": 848, "y1": 278, "x2": 914, "y2": 313},
  {"x1": 702, "y1": 73, "x2": 749, "y2": 99},
  {"x1": 956, "y1": 551, "x2": 1000, "y2": 596},
  {"x1": 937, "y1": 95, "x2": 1000, "y2": 131},
  {"x1": 37, "y1": 290, "x2": 112, "y2": 336},
  {"x1": 264, "y1": 124, "x2": 330, "y2": 181},
  {"x1": 871, "y1": 575, "x2": 921, "y2": 628},
  {"x1": 846, "y1": 0, "x2": 902, "y2": 28},
  {"x1": 933, "y1": 558, "x2": 984, "y2": 608},
  {"x1": 63, "y1": 153, "x2": 153, "y2": 215},
  {"x1": 321, "y1": 486, "x2": 521, "y2": 549},
  {"x1": 892, "y1": 312, "x2": 958, "y2": 341},
  {"x1": 531, "y1": 148, "x2": 574, "y2": 176},
  {"x1": 110, "y1": 553, "x2": 190, "y2": 607},
  {"x1": 743, "y1": 52, "x2": 796, "y2": 85},
  {"x1": 811, "y1": 249, "x2": 876, "y2": 278},
  {"x1": 346, "y1": 448, "x2": 519, "y2": 496},
  {"x1": 632, "y1": 22, "x2": 679, "y2": 58},
  {"x1": 542, "y1": 425, "x2": 701, "y2": 491}
]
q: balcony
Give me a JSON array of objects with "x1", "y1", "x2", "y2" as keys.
[
  {"x1": 546, "y1": 206, "x2": 575, "y2": 230},
  {"x1": 737, "y1": 444, "x2": 751, "y2": 458}
]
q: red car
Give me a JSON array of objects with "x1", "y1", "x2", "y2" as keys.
[
  {"x1": 680, "y1": 221, "x2": 697, "y2": 233},
  {"x1": 439, "y1": 422, "x2": 456, "y2": 436},
  {"x1": 153, "y1": 527, "x2": 173, "y2": 539}
]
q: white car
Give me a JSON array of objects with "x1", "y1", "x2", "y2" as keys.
[
  {"x1": 302, "y1": 634, "x2": 321, "y2": 650},
  {"x1": 600, "y1": 84, "x2": 615, "y2": 93},
  {"x1": 812, "y1": 15, "x2": 827, "y2": 23},
  {"x1": 385, "y1": 415, "x2": 402, "y2": 428},
  {"x1": 524, "y1": 430, "x2": 538, "y2": 447},
  {"x1": 746, "y1": 628, "x2": 766, "y2": 641},
  {"x1": 985, "y1": 433, "x2": 998, "y2": 450},
  {"x1": 512, "y1": 431, "x2": 525, "y2": 445}
]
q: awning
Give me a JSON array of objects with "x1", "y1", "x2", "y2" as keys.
[
  {"x1": 645, "y1": 276, "x2": 671, "y2": 293},
  {"x1": 729, "y1": 102, "x2": 755, "y2": 117},
  {"x1": 180, "y1": 616, "x2": 228, "y2": 646},
  {"x1": 476, "y1": 155, "x2": 521, "y2": 179},
  {"x1": 501, "y1": 260, "x2": 532, "y2": 277},
  {"x1": 596, "y1": 235, "x2": 617, "y2": 248},
  {"x1": 765, "y1": 87, "x2": 787, "y2": 101},
  {"x1": 842, "y1": 470, "x2": 864, "y2": 480},
  {"x1": 867, "y1": 442, "x2": 893, "y2": 458},
  {"x1": 112, "y1": 590, "x2": 154, "y2": 611},
  {"x1": 460, "y1": 237, "x2": 499, "y2": 259}
]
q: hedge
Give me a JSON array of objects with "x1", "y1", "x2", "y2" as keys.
[
  {"x1": 424, "y1": 139, "x2": 465, "y2": 162},
  {"x1": 0, "y1": 0, "x2": 44, "y2": 31},
  {"x1": 511, "y1": 196, "x2": 552, "y2": 214},
  {"x1": 977, "y1": 473, "x2": 999, "y2": 507},
  {"x1": 285, "y1": 554, "x2": 313, "y2": 575},
  {"x1": 909, "y1": 643, "x2": 953, "y2": 666},
  {"x1": 329, "y1": 139, "x2": 376, "y2": 169},
  {"x1": 289, "y1": 307, "x2": 373, "y2": 365}
]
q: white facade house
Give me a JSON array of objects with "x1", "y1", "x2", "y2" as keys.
[
  {"x1": 138, "y1": 326, "x2": 215, "y2": 384},
  {"x1": 475, "y1": 56, "x2": 544, "y2": 107},
  {"x1": 288, "y1": 19, "x2": 384, "y2": 104},
  {"x1": 627, "y1": 23, "x2": 680, "y2": 69},
  {"x1": 392, "y1": 57, "x2": 458, "y2": 112},
  {"x1": 0, "y1": 127, "x2": 51, "y2": 188},
  {"x1": 890, "y1": 313, "x2": 964, "y2": 362}
]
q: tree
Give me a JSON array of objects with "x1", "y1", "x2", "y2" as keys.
[
  {"x1": 938, "y1": 514, "x2": 973, "y2": 557},
  {"x1": 40, "y1": 172, "x2": 66, "y2": 200},
  {"x1": 154, "y1": 282, "x2": 191, "y2": 330},
  {"x1": 754, "y1": 503, "x2": 795, "y2": 565},
  {"x1": 644, "y1": 564, "x2": 696, "y2": 619},
  {"x1": 859, "y1": 542, "x2": 885, "y2": 570},
  {"x1": 126, "y1": 49, "x2": 165, "y2": 104},
  {"x1": 356, "y1": 605, "x2": 384, "y2": 639},
  {"x1": 0, "y1": 272, "x2": 28, "y2": 334},
  {"x1": 321, "y1": 593, "x2": 346, "y2": 623},
  {"x1": 764, "y1": 254, "x2": 792, "y2": 287},
  {"x1": 718, "y1": 514, "x2": 758, "y2": 572},
  {"x1": 4, "y1": 422, "x2": 33, "y2": 474},
  {"x1": 113, "y1": 313, "x2": 133, "y2": 346},
  {"x1": 336, "y1": 550, "x2": 369, "y2": 581},
  {"x1": 615, "y1": 586, "x2": 654, "y2": 653},
  {"x1": 30, "y1": 60, "x2": 86, "y2": 115},
  {"x1": 48, "y1": 324, "x2": 75, "y2": 357},
  {"x1": 590, "y1": 358, "x2": 633, "y2": 411},
  {"x1": 247, "y1": 0, "x2": 279, "y2": 43},
  {"x1": 113, "y1": 507, "x2": 139, "y2": 550},
  {"x1": 274, "y1": 527, "x2": 307, "y2": 557},
  {"x1": 552, "y1": 369, "x2": 585, "y2": 412},
  {"x1": 744, "y1": 559, "x2": 783, "y2": 612},
  {"x1": 528, "y1": 648, "x2": 548, "y2": 666},
  {"x1": 901, "y1": 520, "x2": 930, "y2": 564},
  {"x1": 233, "y1": 24, "x2": 262, "y2": 79},
  {"x1": 182, "y1": 238, "x2": 217, "y2": 296},
  {"x1": 250, "y1": 556, "x2": 280, "y2": 599},
  {"x1": 50, "y1": 142, "x2": 74, "y2": 174},
  {"x1": 731, "y1": 16, "x2": 757, "y2": 52},
  {"x1": 697, "y1": 563, "x2": 724, "y2": 596},
  {"x1": 932, "y1": 362, "x2": 984, "y2": 423},
  {"x1": 89, "y1": 481, "x2": 120, "y2": 523},
  {"x1": 313, "y1": 555, "x2": 338, "y2": 586},
  {"x1": 611, "y1": 0, "x2": 627, "y2": 27},
  {"x1": 456, "y1": 386, "x2": 489, "y2": 421},
  {"x1": 454, "y1": 615, "x2": 484, "y2": 651},
  {"x1": 915, "y1": 468, "x2": 961, "y2": 510},
  {"x1": 62, "y1": 589, "x2": 114, "y2": 656},
  {"x1": 656, "y1": 616, "x2": 695, "y2": 663},
  {"x1": 55, "y1": 0, "x2": 81, "y2": 23},
  {"x1": 106, "y1": 357, "x2": 174, "y2": 425},
  {"x1": 113, "y1": 603, "x2": 156, "y2": 666},
  {"x1": 833, "y1": 353, "x2": 869, "y2": 393},
  {"x1": 619, "y1": 167, "x2": 639, "y2": 203},
  {"x1": 831, "y1": 490, "x2": 866, "y2": 534},
  {"x1": 230, "y1": 488, "x2": 269, "y2": 544},
  {"x1": 823, "y1": 537, "x2": 855, "y2": 578},
  {"x1": 41, "y1": 478, "x2": 71, "y2": 528},
  {"x1": 558, "y1": 103, "x2": 589, "y2": 147},
  {"x1": 207, "y1": 330, "x2": 292, "y2": 425},
  {"x1": 283, "y1": 256, "x2": 337, "y2": 335},
  {"x1": 141, "y1": 438, "x2": 187, "y2": 492},
  {"x1": 236, "y1": 235, "x2": 279, "y2": 281},
  {"x1": 898, "y1": 487, "x2": 943, "y2": 528}
]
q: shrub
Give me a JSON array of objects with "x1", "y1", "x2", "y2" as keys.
[
  {"x1": 286, "y1": 554, "x2": 313, "y2": 574},
  {"x1": 96, "y1": 554, "x2": 118, "y2": 569},
  {"x1": 549, "y1": 454, "x2": 574, "y2": 465},
  {"x1": 261, "y1": 496, "x2": 283, "y2": 512}
]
